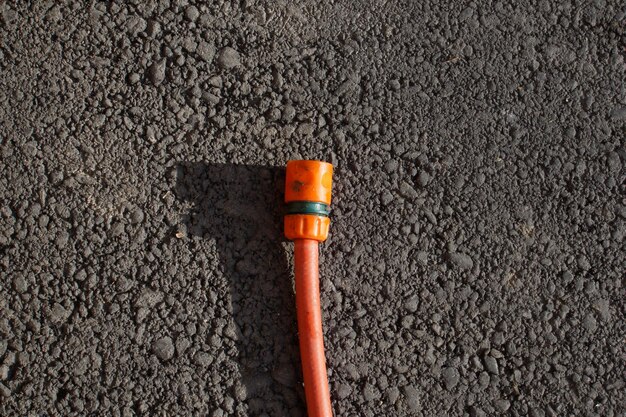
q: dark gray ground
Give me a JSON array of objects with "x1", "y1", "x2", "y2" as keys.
[{"x1": 1, "y1": 1, "x2": 625, "y2": 416}]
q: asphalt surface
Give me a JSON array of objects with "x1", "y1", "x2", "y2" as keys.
[{"x1": 1, "y1": 1, "x2": 625, "y2": 416}]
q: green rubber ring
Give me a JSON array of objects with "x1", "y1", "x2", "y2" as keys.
[{"x1": 286, "y1": 201, "x2": 330, "y2": 216}]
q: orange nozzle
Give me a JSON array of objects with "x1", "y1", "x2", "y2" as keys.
[
  {"x1": 284, "y1": 160, "x2": 333, "y2": 242},
  {"x1": 285, "y1": 160, "x2": 333, "y2": 206}
]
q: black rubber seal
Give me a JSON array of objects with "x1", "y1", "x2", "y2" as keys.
[{"x1": 285, "y1": 201, "x2": 330, "y2": 216}]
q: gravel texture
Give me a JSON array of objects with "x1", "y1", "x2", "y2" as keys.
[{"x1": 1, "y1": 1, "x2": 625, "y2": 416}]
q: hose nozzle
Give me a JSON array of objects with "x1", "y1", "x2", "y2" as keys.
[{"x1": 284, "y1": 160, "x2": 333, "y2": 241}]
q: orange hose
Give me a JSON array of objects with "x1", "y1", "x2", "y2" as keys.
[{"x1": 294, "y1": 238, "x2": 333, "y2": 417}]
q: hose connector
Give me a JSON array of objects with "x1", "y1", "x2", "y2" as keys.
[{"x1": 284, "y1": 160, "x2": 333, "y2": 242}]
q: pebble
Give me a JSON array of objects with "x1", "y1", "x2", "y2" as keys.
[
  {"x1": 384, "y1": 387, "x2": 398, "y2": 405},
  {"x1": 217, "y1": 47, "x2": 241, "y2": 69},
  {"x1": 404, "y1": 295, "x2": 419, "y2": 313},
  {"x1": 148, "y1": 59, "x2": 166, "y2": 85},
  {"x1": 417, "y1": 171, "x2": 430, "y2": 187},
  {"x1": 152, "y1": 336, "x2": 175, "y2": 361},
  {"x1": 384, "y1": 160, "x2": 398, "y2": 173},
  {"x1": 175, "y1": 337, "x2": 190, "y2": 356},
  {"x1": 197, "y1": 41, "x2": 216, "y2": 62},
  {"x1": 441, "y1": 366, "x2": 460, "y2": 389},
  {"x1": 582, "y1": 313, "x2": 597, "y2": 333},
  {"x1": 381, "y1": 190, "x2": 394, "y2": 205},
  {"x1": 48, "y1": 303, "x2": 70, "y2": 324},
  {"x1": 13, "y1": 275, "x2": 27, "y2": 293},
  {"x1": 281, "y1": 106, "x2": 296, "y2": 123},
  {"x1": 389, "y1": 79, "x2": 401, "y2": 90},
  {"x1": 399, "y1": 181, "x2": 419, "y2": 200},
  {"x1": 193, "y1": 351, "x2": 213, "y2": 367},
  {"x1": 610, "y1": 106, "x2": 626, "y2": 120},
  {"x1": 484, "y1": 356, "x2": 499, "y2": 375},
  {"x1": 459, "y1": 7, "x2": 474, "y2": 21},
  {"x1": 130, "y1": 208, "x2": 144, "y2": 224},
  {"x1": 494, "y1": 398, "x2": 511, "y2": 412},
  {"x1": 416, "y1": 251, "x2": 428, "y2": 265},
  {"x1": 336, "y1": 383, "x2": 352, "y2": 399},
  {"x1": 469, "y1": 406, "x2": 486, "y2": 417},
  {"x1": 402, "y1": 385, "x2": 420, "y2": 411},
  {"x1": 297, "y1": 123, "x2": 315, "y2": 136},
  {"x1": 125, "y1": 16, "x2": 146, "y2": 35},
  {"x1": 447, "y1": 252, "x2": 474, "y2": 270},
  {"x1": 363, "y1": 383, "x2": 381, "y2": 402},
  {"x1": 185, "y1": 5, "x2": 199, "y2": 22},
  {"x1": 593, "y1": 298, "x2": 610, "y2": 321},
  {"x1": 135, "y1": 288, "x2": 163, "y2": 308},
  {"x1": 128, "y1": 73, "x2": 140, "y2": 84}
]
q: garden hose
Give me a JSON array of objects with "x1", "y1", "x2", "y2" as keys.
[{"x1": 284, "y1": 160, "x2": 334, "y2": 417}]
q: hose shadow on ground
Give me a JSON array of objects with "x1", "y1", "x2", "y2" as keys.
[{"x1": 174, "y1": 162, "x2": 305, "y2": 416}]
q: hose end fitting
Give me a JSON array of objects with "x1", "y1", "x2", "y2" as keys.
[{"x1": 284, "y1": 160, "x2": 333, "y2": 242}]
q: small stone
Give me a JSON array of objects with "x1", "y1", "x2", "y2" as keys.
[
  {"x1": 610, "y1": 106, "x2": 626, "y2": 120},
  {"x1": 128, "y1": 73, "x2": 140, "y2": 84},
  {"x1": 484, "y1": 356, "x2": 499, "y2": 375},
  {"x1": 607, "y1": 151, "x2": 622, "y2": 173},
  {"x1": 126, "y1": 16, "x2": 147, "y2": 35},
  {"x1": 0, "y1": 365, "x2": 9, "y2": 380},
  {"x1": 282, "y1": 105, "x2": 296, "y2": 121},
  {"x1": 399, "y1": 181, "x2": 419, "y2": 200},
  {"x1": 562, "y1": 270, "x2": 574, "y2": 284},
  {"x1": 193, "y1": 351, "x2": 213, "y2": 367},
  {"x1": 108, "y1": 222, "x2": 124, "y2": 237},
  {"x1": 147, "y1": 20, "x2": 160, "y2": 37},
  {"x1": 447, "y1": 252, "x2": 474, "y2": 270},
  {"x1": 297, "y1": 123, "x2": 315, "y2": 136},
  {"x1": 469, "y1": 406, "x2": 486, "y2": 417},
  {"x1": 217, "y1": 47, "x2": 241, "y2": 69},
  {"x1": 404, "y1": 295, "x2": 419, "y2": 313},
  {"x1": 492, "y1": 331, "x2": 505, "y2": 345},
  {"x1": 387, "y1": 387, "x2": 400, "y2": 404},
  {"x1": 175, "y1": 337, "x2": 190, "y2": 356},
  {"x1": 459, "y1": 7, "x2": 474, "y2": 21},
  {"x1": 336, "y1": 383, "x2": 352, "y2": 399},
  {"x1": 130, "y1": 208, "x2": 144, "y2": 224},
  {"x1": 402, "y1": 385, "x2": 420, "y2": 411},
  {"x1": 48, "y1": 303, "x2": 70, "y2": 324},
  {"x1": 197, "y1": 41, "x2": 216, "y2": 62},
  {"x1": 593, "y1": 298, "x2": 611, "y2": 321},
  {"x1": 582, "y1": 313, "x2": 597, "y2": 332},
  {"x1": 417, "y1": 171, "x2": 430, "y2": 187},
  {"x1": 363, "y1": 383, "x2": 381, "y2": 402},
  {"x1": 494, "y1": 398, "x2": 511, "y2": 412},
  {"x1": 381, "y1": 190, "x2": 394, "y2": 205},
  {"x1": 478, "y1": 371, "x2": 490, "y2": 387},
  {"x1": 417, "y1": 251, "x2": 428, "y2": 265},
  {"x1": 152, "y1": 336, "x2": 174, "y2": 361},
  {"x1": 441, "y1": 366, "x2": 460, "y2": 389},
  {"x1": 389, "y1": 79, "x2": 401, "y2": 90},
  {"x1": 56, "y1": 231, "x2": 69, "y2": 247},
  {"x1": 135, "y1": 288, "x2": 163, "y2": 308},
  {"x1": 148, "y1": 59, "x2": 166, "y2": 85},
  {"x1": 185, "y1": 5, "x2": 199, "y2": 22},
  {"x1": 223, "y1": 322, "x2": 241, "y2": 340},
  {"x1": 13, "y1": 275, "x2": 27, "y2": 293},
  {"x1": 384, "y1": 159, "x2": 398, "y2": 173}
]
